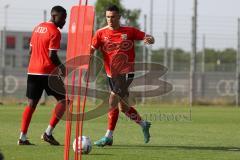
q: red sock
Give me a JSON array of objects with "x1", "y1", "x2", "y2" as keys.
[
  {"x1": 49, "y1": 102, "x2": 66, "y2": 128},
  {"x1": 125, "y1": 107, "x2": 142, "y2": 124},
  {"x1": 21, "y1": 106, "x2": 35, "y2": 134},
  {"x1": 108, "y1": 107, "x2": 119, "y2": 131}
]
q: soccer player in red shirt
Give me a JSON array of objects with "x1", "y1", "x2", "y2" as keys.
[
  {"x1": 17, "y1": 6, "x2": 67, "y2": 145},
  {"x1": 91, "y1": 5, "x2": 155, "y2": 147}
]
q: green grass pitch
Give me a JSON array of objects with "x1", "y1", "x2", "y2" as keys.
[{"x1": 0, "y1": 104, "x2": 240, "y2": 160}]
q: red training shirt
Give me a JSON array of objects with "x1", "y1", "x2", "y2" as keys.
[
  {"x1": 92, "y1": 26, "x2": 145, "y2": 77},
  {"x1": 28, "y1": 22, "x2": 61, "y2": 75}
]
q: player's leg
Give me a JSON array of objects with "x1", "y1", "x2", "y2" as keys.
[
  {"x1": 106, "y1": 78, "x2": 120, "y2": 138},
  {"x1": 117, "y1": 74, "x2": 143, "y2": 124},
  {"x1": 106, "y1": 103, "x2": 119, "y2": 138},
  {"x1": 119, "y1": 96, "x2": 143, "y2": 124},
  {"x1": 18, "y1": 75, "x2": 43, "y2": 145},
  {"x1": 41, "y1": 75, "x2": 67, "y2": 145},
  {"x1": 119, "y1": 97, "x2": 151, "y2": 143},
  {"x1": 94, "y1": 92, "x2": 118, "y2": 147},
  {"x1": 18, "y1": 99, "x2": 39, "y2": 145},
  {"x1": 118, "y1": 74, "x2": 151, "y2": 143},
  {"x1": 94, "y1": 77, "x2": 120, "y2": 147}
]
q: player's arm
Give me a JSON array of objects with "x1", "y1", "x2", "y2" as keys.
[
  {"x1": 90, "y1": 46, "x2": 96, "y2": 55},
  {"x1": 144, "y1": 34, "x2": 155, "y2": 45},
  {"x1": 50, "y1": 50, "x2": 66, "y2": 77},
  {"x1": 49, "y1": 31, "x2": 66, "y2": 76},
  {"x1": 133, "y1": 27, "x2": 155, "y2": 45},
  {"x1": 90, "y1": 31, "x2": 100, "y2": 56},
  {"x1": 28, "y1": 39, "x2": 33, "y2": 63},
  {"x1": 28, "y1": 47, "x2": 32, "y2": 63}
]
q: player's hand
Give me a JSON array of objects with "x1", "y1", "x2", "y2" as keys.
[
  {"x1": 144, "y1": 35, "x2": 155, "y2": 45},
  {"x1": 90, "y1": 46, "x2": 95, "y2": 55}
]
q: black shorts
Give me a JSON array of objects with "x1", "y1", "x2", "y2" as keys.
[
  {"x1": 108, "y1": 74, "x2": 134, "y2": 98},
  {"x1": 26, "y1": 75, "x2": 66, "y2": 100}
]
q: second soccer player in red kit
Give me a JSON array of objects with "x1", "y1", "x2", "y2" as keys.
[
  {"x1": 91, "y1": 5, "x2": 155, "y2": 147},
  {"x1": 18, "y1": 6, "x2": 67, "y2": 145}
]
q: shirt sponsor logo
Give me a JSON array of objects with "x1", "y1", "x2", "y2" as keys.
[
  {"x1": 121, "y1": 34, "x2": 127, "y2": 40},
  {"x1": 103, "y1": 40, "x2": 133, "y2": 53},
  {"x1": 35, "y1": 27, "x2": 48, "y2": 34},
  {"x1": 104, "y1": 37, "x2": 109, "y2": 41}
]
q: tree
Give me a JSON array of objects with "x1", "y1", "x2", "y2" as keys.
[
  {"x1": 151, "y1": 48, "x2": 190, "y2": 71},
  {"x1": 122, "y1": 9, "x2": 141, "y2": 28},
  {"x1": 95, "y1": 0, "x2": 141, "y2": 29},
  {"x1": 221, "y1": 48, "x2": 236, "y2": 63}
]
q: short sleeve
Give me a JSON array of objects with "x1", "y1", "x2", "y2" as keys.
[
  {"x1": 91, "y1": 30, "x2": 101, "y2": 49},
  {"x1": 132, "y1": 28, "x2": 145, "y2": 40},
  {"x1": 49, "y1": 31, "x2": 61, "y2": 51}
]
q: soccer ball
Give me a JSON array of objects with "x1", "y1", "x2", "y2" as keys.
[{"x1": 73, "y1": 136, "x2": 92, "y2": 154}]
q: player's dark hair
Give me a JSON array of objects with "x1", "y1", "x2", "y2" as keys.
[
  {"x1": 106, "y1": 5, "x2": 120, "y2": 14},
  {"x1": 51, "y1": 6, "x2": 67, "y2": 16}
]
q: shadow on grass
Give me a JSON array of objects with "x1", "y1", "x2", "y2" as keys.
[{"x1": 107, "y1": 144, "x2": 240, "y2": 152}]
